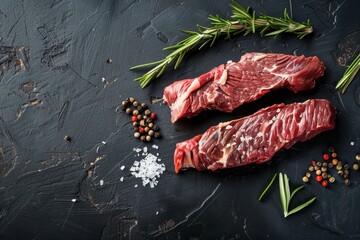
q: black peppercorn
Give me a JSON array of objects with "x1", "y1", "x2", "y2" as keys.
[
  {"x1": 136, "y1": 106, "x2": 143, "y2": 112},
  {"x1": 121, "y1": 105, "x2": 127, "y2": 111},
  {"x1": 106, "y1": 58, "x2": 112, "y2": 64},
  {"x1": 328, "y1": 146, "x2": 335, "y2": 153},
  {"x1": 64, "y1": 135, "x2": 71, "y2": 142},
  {"x1": 133, "y1": 127, "x2": 139, "y2": 132},
  {"x1": 146, "y1": 118, "x2": 152, "y2": 124},
  {"x1": 153, "y1": 125, "x2": 159, "y2": 131},
  {"x1": 154, "y1": 132, "x2": 161, "y2": 138},
  {"x1": 344, "y1": 179, "x2": 351, "y2": 186}
]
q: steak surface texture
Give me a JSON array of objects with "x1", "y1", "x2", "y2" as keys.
[
  {"x1": 164, "y1": 52, "x2": 325, "y2": 123},
  {"x1": 174, "y1": 99, "x2": 336, "y2": 173}
]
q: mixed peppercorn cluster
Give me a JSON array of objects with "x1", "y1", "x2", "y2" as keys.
[
  {"x1": 121, "y1": 97, "x2": 161, "y2": 142},
  {"x1": 302, "y1": 147, "x2": 360, "y2": 187}
]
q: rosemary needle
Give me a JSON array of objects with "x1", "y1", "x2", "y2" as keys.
[
  {"x1": 258, "y1": 173, "x2": 278, "y2": 201},
  {"x1": 131, "y1": 0, "x2": 313, "y2": 88},
  {"x1": 335, "y1": 54, "x2": 360, "y2": 94}
]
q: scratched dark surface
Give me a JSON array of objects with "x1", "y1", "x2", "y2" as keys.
[{"x1": 0, "y1": 0, "x2": 360, "y2": 239}]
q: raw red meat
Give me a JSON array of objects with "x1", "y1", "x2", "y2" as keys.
[
  {"x1": 174, "y1": 99, "x2": 336, "y2": 173},
  {"x1": 163, "y1": 53, "x2": 325, "y2": 123}
]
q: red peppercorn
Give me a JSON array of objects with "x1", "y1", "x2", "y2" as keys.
[
  {"x1": 315, "y1": 175, "x2": 323, "y2": 182},
  {"x1": 321, "y1": 180, "x2": 328, "y2": 187},
  {"x1": 323, "y1": 154, "x2": 329, "y2": 161},
  {"x1": 131, "y1": 116, "x2": 137, "y2": 122},
  {"x1": 150, "y1": 112, "x2": 157, "y2": 119},
  {"x1": 139, "y1": 127, "x2": 145, "y2": 134},
  {"x1": 312, "y1": 160, "x2": 317, "y2": 166}
]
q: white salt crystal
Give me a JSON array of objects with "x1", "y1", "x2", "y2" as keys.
[
  {"x1": 156, "y1": 211, "x2": 159, "y2": 215},
  {"x1": 101, "y1": 77, "x2": 105, "y2": 82},
  {"x1": 71, "y1": 199, "x2": 76, "y2": 203},
  {"x1": 99, "y1": 180, "x2": 104, "y2": 186},
  {"x1": 134, "y1": 184, "x2": 138, "y2": 188},
  {"x1": 120, "y1": 165, "x2": 125, "y2": 170},
  {"x1": 350, "y1": 142, "x2": 355, "y2": 146},
  {"x1": 143, "y1": 147, "x2": 148, "y2": 153},
  {"x1": 102, "y1": 141, "x2": 106, "y2": 144},
  {"x1": 120, "y1": 177, "x2": 124, "y2": 182}
]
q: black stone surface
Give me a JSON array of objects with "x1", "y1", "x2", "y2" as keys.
[{"x1": 0, "y1": 0, "x2": 360, "y2": 239}]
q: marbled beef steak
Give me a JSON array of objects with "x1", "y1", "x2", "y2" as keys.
[
  {"x1": 164, "y1": 53, "x2": 325, "y2": 123},
  {"x1": 174, "y1": 99, "x2": 336, "y2": 173}
]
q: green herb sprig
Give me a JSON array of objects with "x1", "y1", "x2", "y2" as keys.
[
  {"x1": 131, "y1": 1, "x2": 313, "y2": 88},
  {"x1": 335, "y1": 54, "x2": 360, "y2": 94},
  {"x1": 279, "y1": 173, "x2": 316, "y2": 218},
  {"x1": 258, "y1": 172, "x2": 316, "y2": 218}
]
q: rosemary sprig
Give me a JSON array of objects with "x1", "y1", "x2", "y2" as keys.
[
  {"x1": 131, "y1": 1, "x2": 313, "y2": 88},
  {"x1": 335, "y1": 54, "x2": 360, "y2": 94},
  {"x1": 278, "y1": 173, "x2": 316, "y2": 218},
  {"x1": 258, "y1": 173, "x2": 277, "y2": 201}
]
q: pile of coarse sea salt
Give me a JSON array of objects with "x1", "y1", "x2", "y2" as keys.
[{"x1": 130, "y1": 145, "x2": 165, "y2": 188}]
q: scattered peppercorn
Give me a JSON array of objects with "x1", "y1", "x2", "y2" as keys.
[
  {"x1": 137, "y1": 115, "x2": 142, "y2": 120},
  {"x1": 343, "y1": 173, "x2": 349, "y2": 179},
  {"x1": 106, "y1": 58, "x2": 112, "y2": 64},
  {"x1": 126, "y1": 108, "x2": 132, "y2": 114},
  {"x1": 323, "y1": 154, "x2": 329, "y2": 161},
  {"x1": 308, "y1": 166, "x2": 314, "y2": 172},
  {"x1": 316, "y1": 161, "x2": 322, "y2": 167},
  {"x1": 336, "y1": 164, "x2": 342, "y2": 171},
  {"x1": 148, "y1": 130, "x2": 154, "y2": 136},
  {"x1": 344, "y1": 169, "x2": 350, "y2": 175},
  {"x1": 305, "y1": 172, "x2": 311, "y2": 178},
  {"x1": 329, "y1": 177, "x2": 335, "y2": 183},
  {"x1": 328, "y1": 146, "x2": 335, "y2": 152},
  {"x1": 144, "y1": 127, "x2": 150, "y2": 133},
  {"x1": 321, "y1": 180, "x2": 328, "y2": 187},
  {"x1": 344, "y1": 164, "x2": 349, "y2": 170},
  {"x1": 133, "y1": 101, "x2": 139, "y2": 107},
  {"x1": 314, "y1": 166, "x2": 320, "y2": 171},
  {"x1": 64, "y1": 135, "x2": 71, "y2": 142},
  {"x1": 131, "y1": 116, "x2": 137, "y2": 122},
  {"x1": 344, "y1": 179, "x2": 351, "y2": 186},
  {"x1": 133, "y1": 110, "x2": 139, "y2": 116},
  {"x1": 302, "y1": 176, "x2": 309, "y2": 183},
  {"x1": 353, "y1": 163, "x2": 359, "y2": 171},
  {"x1": 146, "y1": 135, "x2": 152, "y2": 142},
  {"x1": 145, "y1": 109, "x2": 151, "y2": 115},
  {"x1": 321, "y1": 172, "x2": 328, "y2": 179},
  {"x1": 134, "y1": 132, "x2": 140, "y2": 138},
  {"x1": 150, "y1": 112, "x2": 157, "y2": 119},
  {"x1": 332, "y1": 159, "x2": 338, "y2": 166},
  {"x1": 321, "y1": 167, "x2": 327, "y2": 172},
  {"x1": 331, "y1": 152, "x2": 337, "y2": 158},
  {"x1": 140, "y1": 135, "x2": 146, "y2": 142},
  {"x1": 338, "y1": 170, "x2": 344, "y2": 176},
  {"x1": 328, "y1": 163, "x2": 333, "y2": 168},
  {"x1": 154, "y1": 132, "x2": 161, "y2": 138},
  {"x1": 316, "y1": 169, "x2": 322, "y2": 175},
  {"x1": 129, "y1": 97, "x2": 135, "y2": 103},
  {"x1": 356, "y1": 154, "x2": 360, "y2": 161},
  {"x1": 141, "y1": 103, "x2": 147, "y2": 108},
  {"x1": 311, "y1": 160, "x2": 316, "y2": 166},
  {"x1": 315, "y1": 175, "x2": 323, "y2": 182}
]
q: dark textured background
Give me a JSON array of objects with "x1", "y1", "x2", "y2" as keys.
[{"x1": 0, "y1": 0, "x2": 360, "y2": 239}]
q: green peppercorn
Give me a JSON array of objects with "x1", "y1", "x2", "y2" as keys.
[
  {"x1": 146, "y1": 135, "x2": 152, "y2": 142},
  {"x1": 140, "y1": 135, "x2": 146, "y2": 142},
  {"x1": 356, "y1": 154, "x2": 360, "y2": 161},
  {"x1": 329, "y1": 177, "x2": 335, "y2": 183},
  {"x1": 129, "y1": 97, "x2": 135, "y2": 103},
  {"x1": 134, "y1": 132, "x2": 140, "y2": 138},
  {"x1": 126, "y1": 108, "x2": 132, "y2": 114},
  {"x1": 305, "y1": 172, "x2": 311, "y2": 178},
  {"x1": 338, "y1": 170, "x2": 344, "y2": 176},
  {"x1": 322, "y1": 172, "x2": 328, "y2": 179},
  {"x1": 308, "y1": 166, "x2": 314, "y2": 172},
  {"x1": 328, "y1": 163, "x2": 333, "y2": 168},
  {"x1": 353, "y1": 163, "x2": 359, "y2": 171},
  {"x1": 154, "y1": 132, "x2": 161, "y2": 138},
  {"x1": 141, "y1": 103, "x2": 147, "y2": 108},
  {"x1": 302, "y1": 176, "x2": 309, "y2": 183},
  {"x1": 336, "y1": 164, "x2": 342, "y2": 170},
  {"x1": 344, "y1": 179, "x2": 351, "y2": 186},
  {"x1": 145, "y1": 109, "x2": 151, "y2": 115},
  {"x1": 133, "y1": 110, "x2": 139, "y2": 116},
  {"x1": 321, "y1": 167, "x2": 327, "y2": 172},
  {"x1": 344, "y1": 164, "x2": 349, "y2": 170},
  {"x1": 316, "y1": 169, "x2": 321, "y2": 175},
  {"x1": 133, "y1": 101, "x2": 139, "y2": 107}
]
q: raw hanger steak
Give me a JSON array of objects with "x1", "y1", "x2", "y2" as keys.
[
  {"x1": 174, "y1": 99, "x2": 336, "y2": 173},
  {"x1": 163, "y1": 52, "x2": 325, "y2": 123}
]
